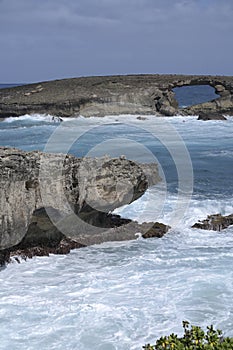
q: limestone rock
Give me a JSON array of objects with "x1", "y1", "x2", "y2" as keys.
[{"x1": 0, "y1": 147, "x2": 161, "y2": 250}]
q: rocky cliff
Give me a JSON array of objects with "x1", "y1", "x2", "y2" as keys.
[
  {"x1": 0, "y1": 147, "x2": 161, "y2": 258},
  {"x1": 0, "y1": 74, "x2": 233, "y2": 118}
]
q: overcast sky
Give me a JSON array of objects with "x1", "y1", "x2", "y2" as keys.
[{"x1": 0, "y1": 0, "x2": 232, "y2": 83}]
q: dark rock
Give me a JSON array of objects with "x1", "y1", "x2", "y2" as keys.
[
  {"x1": 141, "y1": 222, "x2": 171, "y2": 238},
  {"x1": 16, "y1": 207, "x2": 65, "y2": 249},
  {"x1": 1, "y1": 218, "x2": 171, "y2": 266},
  {"x1": 64, "y1": 219, "x2": 171, "y2": 247},
  {"x1": 192, "y1": 213, "x2": 233, "y2": 231},
  {"x1": 77, "y1": 205, "x2": 131, "y2": 228},
  {"x1": 9, "y1": 237, "x2": 86, "y2": 263},
  {"x1": 137, "y1": 116, "x2": 147, "y2": 120},
  {"x1": 0, "y1": 249, "x2": 10, "y2": 266},
  {"x1": 197, "y1": 111, "x2": 227, "y2": 121},
  {"x1": 53, "y1": 237, "x2": 86, "y2": 254}
]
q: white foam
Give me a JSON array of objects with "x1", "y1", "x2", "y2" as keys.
[
  {"x1": 1, "y1": 111, "x2": 233, "y2": 349},
  {"x1": 3, "y1": 113, "x2": 197, "y2": 125},
  {"x1": 4, "y1": 113, "x2": 63, "y2": 123},
  {"x1": 114, "y1": 188, "x2": 233, "y2": 229},
  {"x1": 201, "y1": 150, "x2": 233, "y2": 158},
  {"x1": 1, "y1": 225, "x2": 233, "y2": 349}
]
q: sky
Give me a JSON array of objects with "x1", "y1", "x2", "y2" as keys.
[{"x1": 0, "y1": 0, "x2": 233, "y2": 83}]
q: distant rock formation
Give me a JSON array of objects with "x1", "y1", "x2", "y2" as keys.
[
  {"x1": 0, "y1": 74, "x2": 233, "y2": 118},
  {"x1": 0, "y1": 147, "x2": 164, "y2": 265},
  {"x1": 192, "y1": 213, "x2": 233, "y2": 231}
]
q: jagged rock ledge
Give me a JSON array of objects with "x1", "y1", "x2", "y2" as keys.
[
  {"x1": 192, "y1": 213, "x2": 233, "y2": 231},
  {"x1": 0, "y1": 147, "x2": 168, "y2": 266},
  {"x1": 197, "y1": 111, "x2": 227, "y2": 121},
  {"x1": 0, "y1": 74, "x2": 233, "y2": 118},
  {"x1": 0, "y1": 221, "x2": 170, "y2": 266}
]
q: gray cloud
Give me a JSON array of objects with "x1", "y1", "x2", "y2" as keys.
[{"x1": 0, "y1": 0, "x2": 232, "y2": 82}]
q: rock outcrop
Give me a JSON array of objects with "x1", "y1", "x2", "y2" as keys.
[
  {"x1": 192, "y1": 213, "x2": 233, "y2": 231},
  {"x1": 197, "y1": 111, "x2": 227, "y2": 121},
  {"x1": 0, "y1": 147, "x2": 162, "y2": 263},
  {"x1": 0, "y1": 74, "x2": 233, "y2": 118}
]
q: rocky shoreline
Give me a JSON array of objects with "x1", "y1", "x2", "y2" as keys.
[
  {"x1": 1, "y1": 74, "x2": 233, "y2": 266},
  {"x1": 0, "y1": 74, "x2": 233, "y2": 118}
]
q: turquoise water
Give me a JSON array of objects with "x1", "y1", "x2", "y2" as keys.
[
  {"x1": 0, "y1": 112, "x2": 233, "y2": 349},
  {"x1": 0, "y1": 114, "x2": 232, "y2": 197}
]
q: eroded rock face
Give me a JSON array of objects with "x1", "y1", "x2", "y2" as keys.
[
  {"x1": 1, "y1": 74, "x2": 233, "y2": 118},
  {"x1": 0, "y1": 147, "x2": 161, "y2": 250},
  {"x1": 192, "y1": 214, "x2": 233, "y2": 231}
]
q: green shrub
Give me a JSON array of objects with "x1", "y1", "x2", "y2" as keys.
[{"x1": 143, "y1": 321, "x2": 233, "y2": 349}]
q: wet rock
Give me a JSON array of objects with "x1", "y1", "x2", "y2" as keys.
[
  {"x1": 141, "y1": 222, "x2": 171, "y2": 238},
  {"x1": 192, "y1": 213, "x2": 233, "y2": 231},
  {"x1": 64, "y1": 219, "x2": 171, "y2": 247},
  {"x1": 0, "y1": 212, "x2": 170, "y2": 266},
  {"x1": 9, "y1": 237, "x2": 86, "y2": 263},
  {"x1": 0, "y1": 217, "x2": 171, "y2": 266},
  {"x1": 197, "y1": 111, "x2": 227, "y2": 121}
]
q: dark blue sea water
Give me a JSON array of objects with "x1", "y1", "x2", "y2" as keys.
[
  {"x1": 0, "y1": 86, "x2": 233, "y2": 350},
  {"x1": 173, "y1": 85, "x2": 219, "y2": 107},
  {"x1": 0, "y1": 83, "x2": 25, "y2": 89}
]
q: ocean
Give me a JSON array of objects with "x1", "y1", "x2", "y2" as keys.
[{"x1": 0, "y1": 85, "x2": 233, "y2": 349}]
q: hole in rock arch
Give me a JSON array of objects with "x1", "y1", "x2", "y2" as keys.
[{"x1": 173, "y1": 85, "x2": 219, "y2": 108}]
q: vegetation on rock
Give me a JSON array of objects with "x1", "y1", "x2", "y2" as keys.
[{"x1": 143, "y1": 321, "x2": 233, "y2": 349}]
